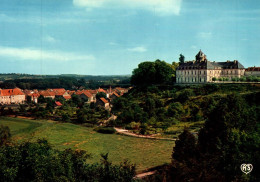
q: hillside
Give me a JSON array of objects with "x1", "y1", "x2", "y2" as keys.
[{"x1": 0, "y1": 116, "x2": 174, "y2": 172}]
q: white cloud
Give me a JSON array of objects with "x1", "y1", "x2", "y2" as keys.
[
  {"x1": 197, "y1": 32, "x2": 212, "y2": 39},
  {"x1": 43, "y1": 35, "x2": 56, "y2": 43},
  {"x1": 0, "y1": 46, "x2": 95, "y2": 61},
  {"x1": 0, "y1": 13, "x2": 92, "y2": 25},
  {"x1": 73, "y1": 0, "x2": 182, "y2": 16},
  {"x1": 127, "y1": 46, "x2": 147, "y2": 53},
  {"x1": 191, "y1": 45, "x2": 197, "y2": 49},
  {"x1": 109, "y1": 42, "x2": 118, "y2": 46}
]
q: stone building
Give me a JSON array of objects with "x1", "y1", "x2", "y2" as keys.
[
  {"x1": 176, "y1": 50, "x2": 245, "y2": 83},
  {"x1": 0, "y1": 88, "x2": 26, "y2": 104},
  {"x1": 245, "y1": 67, "x2": 260, "y2": 76}
]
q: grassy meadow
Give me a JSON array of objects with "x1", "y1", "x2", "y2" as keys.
[{"x1": 0, "y1": 116, "x2": 175, "y2": 172}]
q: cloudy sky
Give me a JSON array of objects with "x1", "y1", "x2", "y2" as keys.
[{"x1": 0, "y1": 0, "x2": 259, "y2": 75}]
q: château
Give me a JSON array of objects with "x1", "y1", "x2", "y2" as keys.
[{"x1": 176, "y1": 50, "x2": 245, "y2": 83}]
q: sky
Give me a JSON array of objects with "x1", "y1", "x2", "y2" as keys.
[{"x1": 0, "y1": 0, "x2": 259, "y2": 75}]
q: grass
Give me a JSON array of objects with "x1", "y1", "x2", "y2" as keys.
[
  {"x1": 0, "y1": 116, "x2": 174, "y2": 172},
  {"x1": 163, "y1": 121, "x2": 204, "y2": 138}
]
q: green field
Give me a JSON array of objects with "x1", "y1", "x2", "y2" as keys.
[{"x1": 0, "y1": 117, "x2": 174, "y2": 172}]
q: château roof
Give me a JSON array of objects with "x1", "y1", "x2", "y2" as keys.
[
  {"x1": 177, "y1": 50, "x2": 244, "y2": 70},
  {"x1": 177, "y1": 60, "x2": 244, "y2": 70}
]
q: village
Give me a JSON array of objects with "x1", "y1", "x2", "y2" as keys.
[{"x1": 0, "y1": 86, "x2": 130, "y2": 108}]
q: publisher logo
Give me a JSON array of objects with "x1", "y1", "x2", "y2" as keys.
[{"x1": 241, "y1": 164, "x2": 253, "y2": 174}]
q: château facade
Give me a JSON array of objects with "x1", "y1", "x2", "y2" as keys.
[{"x1": 176, "y1": 50, "x2": 245, "y2": 83}]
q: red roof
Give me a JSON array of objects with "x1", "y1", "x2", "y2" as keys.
[
  {"x1": 31, "y1": 93, "x2": 40, "y2": 98},
  {"x1": 98, "y1": 88, "x2": 107, "y2": 93},
  {"x1": 55, "y1": 101, "x2": 62, "y2": 106},
  {"x1": 68, "y1": 91, "x2": 75, "y2": 95},
  {"x1": 63, "y1": 95, "x2": 71, "y2": 100},
  {"x1": 0, "y1": 88, "x2": 25, "y2": 96},
  {"x1": 100, "y1": 97, "x2": 109, "y2": 104},
  {"x1": 246, "y1": 67, "x2": 260, "y2": 71},
  {"x1": 112, "y1": 92, "x2": 120, "y2": 97},
  {"x1": 48, "y1": 88, "x2": 66, "y2": 96},
  {"x1": 87, "y1": 90, "x2": 98, "y2": 94},
  {"x1": 81, "y1": 90, "x2": 93, "y2": 98},
  {"x1": 75, "y1": 90, "x2": 83, "y2": 95},
  {"x1": 39, "y1": 90, "x2": 55, "y2": 97}
]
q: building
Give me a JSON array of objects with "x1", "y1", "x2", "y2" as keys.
[
  {"x1": 96, "y1": 97, "x2": 109, "y2": 109},
  {"x1": 176, "y1": 50, "x2": 245, "y2": 83},
  {"x1": 245, "y1": 67, "x2": 260, "y2": 76},
  {"x1": 0, "y1": 88, "x2": 26, "y2": 104}
]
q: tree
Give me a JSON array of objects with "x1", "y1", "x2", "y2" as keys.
[
  {"x1": 168, "y1": 94, "x2": 260, "y2": 182},
  {"x1": 0, "y1": 125, "x2": 11, "y2": 146},
  {"x1": 131, "y1": 60, "x2": 174, "y2": 86},
  {"x1": 179, "y1": 54, "x2": 185, "y2": 64},
  {"x1": 96, "y1": 92, "x2": 107, "y2": 99}
]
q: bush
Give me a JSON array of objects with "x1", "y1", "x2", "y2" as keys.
[
  {"x1": 0, "y1": 125, "x2": 11, "y2": 146},
  {"x1": 95, "y1": 127, "x2": 116, "y2": 134},
  {"x1": 125, "y1": 122, "x2": 140, "y2": 130},
  {"x1": 212, "y1": 77, "x2": 217, "y2": 81},
  {"x1": 239, "y1": 77, "x2": 246, "y2": 82}
]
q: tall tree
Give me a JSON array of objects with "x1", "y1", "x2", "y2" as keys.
[
  {"x1": 179, "y1": 54, "x2": 185, "y2": 64},
  {"x1": 131, "y1": 60, "x2": 174, "y2": 86}
]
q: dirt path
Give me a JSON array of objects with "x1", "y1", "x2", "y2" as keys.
[
  {"x1": 134, "y1": 170, "x2": 157, "y2": 179},
  {"x1": 114, "y1": 128, "x2": 176, "y2": 141}
]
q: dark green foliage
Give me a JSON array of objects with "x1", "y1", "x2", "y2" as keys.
[
  {"x1": 0, "y1": 139, "x2": 137, "y2": 182},
  {"x1": 168, "y1": 94, "x2": 260, "y2": 182},
  {"x1": 96, "y1": 92, "x2": 107, "y2": 99},
  {"x1": 176, "y1": 89, "x2": 195, "y2": 103},
  {"x1": 179, "y1": 54, "x2": 185, "y2": 64},
  {"x1": 0, "y1": 125, "x2": 11, "y2": 146},
  {"x1": 131, "y1": 60, "x2": 174, "y2": 86},
  {"x1": 167, "y1": 102, "x2": 184, "y2": 119}
]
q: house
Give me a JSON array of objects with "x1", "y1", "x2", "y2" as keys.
[
  {"x1": 245, "y1": 67, "x2": 260, "y2": 76},
  {"x1": 49, "y1": 88, "x2": 71, "y2": 100},
  {"x1": 110, "y1": 92, "x2": 120, "y2": 100},
  {"x1": 80, "y1": 90, "x2": 94, "y2": 102},
  {"x1": 96, "y1": 97, "x2": 109, "y2": 108},
  {"x1": 31, "y1": 93, "x2": 40, "y2": 103},
  {"x1": 0, "y1": 88, "x2": 26, "y2": 104},
  {"x1": 176, "y1": 50, "x2": 245, "y2": 83},
  {"x1": 23, "y1": 89, "x2": 40, "y2": 103},
  {"x1": 39, "y1": 90, "x2": 55, "y2": 99},
  {"x1": 114, "y1": 87, "x2": 128, "y2": 96},
  {"x1": 55, "y1": 101, "x2": 62, "y2": 107}
]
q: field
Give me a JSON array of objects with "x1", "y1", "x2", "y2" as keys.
[{"x1": 0, "y1": 116, "x2": 175, "y2": 172}]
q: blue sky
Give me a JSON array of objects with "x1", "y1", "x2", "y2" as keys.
[{"x1": 0, "y1": 0, "x2": 259, "y2": 75}]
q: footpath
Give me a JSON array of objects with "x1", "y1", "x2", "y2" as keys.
[{"x1": 114, "y1": 127, "x2": 176, "y2": 141}]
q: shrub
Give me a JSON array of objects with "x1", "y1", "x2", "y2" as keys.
[
  {"x1": 239, "y1": 77, "x2": 246, "y2": 82},
  {"x1": 0, "y1": 125, "x2": 11, "y2": 146},
  {"x1": 95, "y1": 127, "x2": 116, "y2": 134},
  {"x1": 212, "y1": 77, "x2": 217, "y2": 81},
  {"x1": 125, "y1": 122, "x2": 140, "y2": 130},
  {"x1": 218, "y1": 77, "x2": 223, "y2": 81}
]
